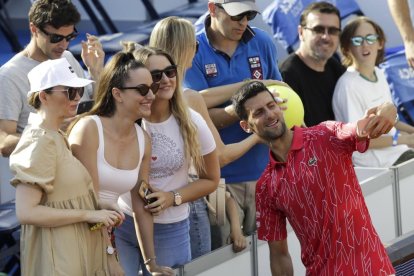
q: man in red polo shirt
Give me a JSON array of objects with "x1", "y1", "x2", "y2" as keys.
[{"x1": 231, "y1": 81, "x2": 396, "y2": 276}]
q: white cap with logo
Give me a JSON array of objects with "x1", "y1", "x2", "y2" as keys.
[
  {"x1": 210, "y1": 0, "x2": 259, "y2": 16},
  {"x1": 27, "y1": 58, "x2": 94, "y2": 96}
]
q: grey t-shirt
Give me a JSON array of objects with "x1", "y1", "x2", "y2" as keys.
[{"x1": 0, "y1": 51, "x2": 92, "y2": 133}]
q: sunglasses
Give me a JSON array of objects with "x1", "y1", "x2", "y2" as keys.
[
  {"x1": 150, "y1": 65, "x2": 178, "y2": 83},
  {"x1": 215, "y1": 4, "x2": 258, "y2": 21},
  {"x1": 47, "y1": 87, "x2": 84, "y2": 101},
  {"x1": 120, "y1": 82, "x2": 160, "y2": 96},
  {"x1": 350, "y1": 34, "x2": 379, "y2": 46},
  {"x1": 304, "y1": 25, "x2": 341, "y2": 36},
  {"x1": 39, "y1": 27, "x2": 78, "y2": 43}
]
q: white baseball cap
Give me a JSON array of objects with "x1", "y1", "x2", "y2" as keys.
[
  {"x1": 210, "y1": 0, "x2": 259, "y2": 16},
  {"x1": 27, "y1": 58, "x2": 94, "y2": 96}
]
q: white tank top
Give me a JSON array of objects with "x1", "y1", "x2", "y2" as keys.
[{"x1": 91, "y1": 116, "x2": 144, "y2": 215}]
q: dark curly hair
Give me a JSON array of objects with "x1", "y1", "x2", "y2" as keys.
[
  {"x1": 232, "y1": 81, "x2": 275, "y2": 121},
  {"x1": 29, "y1": 0, "x2": 80, "y2": 29}
]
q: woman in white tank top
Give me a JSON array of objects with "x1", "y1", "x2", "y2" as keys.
[{"x1": 68, "y1": 52, "x2": 174, "y2": 276}]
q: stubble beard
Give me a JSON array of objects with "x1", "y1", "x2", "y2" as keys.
[
  {"x1": 260, "y1": 121, "x2": 287, "y2": 143},
  {"x1": 311, "y1": 39, "x2": 336, "y2": 62}
]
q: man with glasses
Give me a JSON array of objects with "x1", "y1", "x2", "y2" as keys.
[
  {"x1": 0, "y1": 0, "x2": 103, "y2": 158},
  {"x1": 184, "y1": 0, "x2": 283, "y2": 250},
  {"x1": 280, "y1": 1, "x2": 345, "y2": 127}
]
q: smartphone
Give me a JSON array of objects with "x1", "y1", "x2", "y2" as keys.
[
  {"x1": 77, "y1": 100, "x2": 94, "y2": 115},
  {"x1": 144, "y1": 188, "x2": 157, "y2": 205}
]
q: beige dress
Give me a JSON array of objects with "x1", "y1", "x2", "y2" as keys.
[{"x1": 10, "y1": 125, "x2": 109, "y2": 276}]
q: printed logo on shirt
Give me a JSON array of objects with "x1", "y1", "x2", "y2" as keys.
[
  {"x1": 205, "y1": 63, "x2": 218, "y2": 78},
  {"x1": 308, "y1": 156, "x2": 317, "y2": 166},
  {"x1": 248, "y1": 56, "x2": 263, "y2": 80},
  {"x1": 149, "y1": 132, "x2": 184, "y2": 179}
]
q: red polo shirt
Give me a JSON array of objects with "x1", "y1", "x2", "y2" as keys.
[{"x1": 256, "y1": 122, "x2": 395, "y2": 275}]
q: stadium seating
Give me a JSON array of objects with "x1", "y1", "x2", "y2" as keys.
[
  {"x1": 381, "y1": 50, "x2": 414, "y2": 125},
  {"x1": 69, "y1": 0, "x2": 206, "y2": 57},
  {"x1": 262, "y1": 0, "x2": 363, "y2": 53}
]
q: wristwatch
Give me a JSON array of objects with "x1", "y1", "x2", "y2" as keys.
[
  {"x1": 106, "y1": 245, "x2": 115, "y2": 255},
  {"x1": 171, "y1": 190, "x2": 182, "y2": 206}
]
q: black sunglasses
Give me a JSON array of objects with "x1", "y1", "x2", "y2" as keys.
[
  {"x1": 39, "y1": 27, "x2": 78, "y2": 43},
  {"x1": 303, "y1": 25, "x2": 341, "y2": 36},
  {"x1": 46, "y1": 87, "x2": 84, "y2": 101},
  {"x1": 150, "y1": 65, "x2": 178, "y2": 83},
  {"x1": 215, "y1": 4, "x2": 258, "y2": 21},
  {"x1": 120, "y1": 82, "x2": 160, "y2": 96}
]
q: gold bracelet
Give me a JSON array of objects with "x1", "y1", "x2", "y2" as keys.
[{"x1": 144, "y1": 256, "x2": 156, "y2": 265}]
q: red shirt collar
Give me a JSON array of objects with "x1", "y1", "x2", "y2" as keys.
[{"x1": 269, "y1": 126, "x2": 304, "y2": 166}]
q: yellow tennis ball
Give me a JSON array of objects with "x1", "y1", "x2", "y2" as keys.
[{"x1": 267, "y1": 84, "x2": 304, "y2": 129}]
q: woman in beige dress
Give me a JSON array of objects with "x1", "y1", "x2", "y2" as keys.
[{"x1": 9, "y1": 58, "x2": 122, "y2": 276}]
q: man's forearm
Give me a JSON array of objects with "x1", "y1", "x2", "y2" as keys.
[
  {"x1": 268, "y1": 240, "x2": 294, "y2": 276},
  {"x1": 270, "y1": 253, "x2": 294, "y2": 276},
  {"x1": 88, "y1": 67, "x2": 102, "y2": 83},
  {"x1": 388, "y1": 0, "x2": 414, "y2": 42},
  {"x1": 0, "y1": 133, "x2": 20, "y2": 157},
  {"x1": 208, "y1": 107, "x2": 239, "y2": 129}
]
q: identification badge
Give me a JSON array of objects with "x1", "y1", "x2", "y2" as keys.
[
  {"x1": 205, "y1": 63, "x2": 218, "y2": 78},
  {"x1": 248, "y1": 56, "x2": 263, "y2": 80}
]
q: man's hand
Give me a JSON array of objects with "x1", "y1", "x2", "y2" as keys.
[
  {"x1": 261, "y1": 79, "x2": 291, "y2": 89},
  {"x1": 358, "y1": 102, "x2": 397, "y2": 139},
  {"x1": 404, "y1": 40, "x2": 414, "y2": 68},
  {"x1": 81, "y1": 34, "x2": 105, "y2": 80},
  {"x1": 230, "y1": 230, "x2": 247, "y2": 253},
  {"x1": 270, "y1": 90, "x2": 288, "y2": 111}
]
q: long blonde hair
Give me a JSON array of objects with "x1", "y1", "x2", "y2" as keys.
[
  {"x1": 149, "y1": 16, "x2": 196, "y2": 80},
  {"x1": 124, "y1": 45, "x2": 205, "y2": 174}
]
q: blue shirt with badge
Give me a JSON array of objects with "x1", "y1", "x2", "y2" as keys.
[{"x1": 184, "y1": 16, "x2": 282, "y2": 183}]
